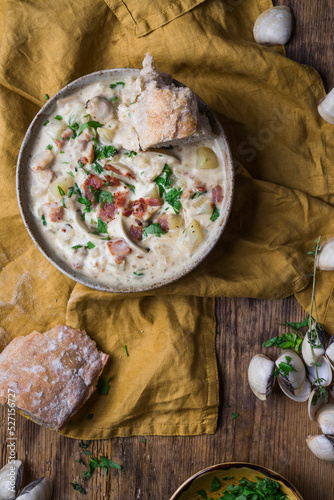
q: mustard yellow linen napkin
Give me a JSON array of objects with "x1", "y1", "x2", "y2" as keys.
[{"x1": 0, "y1": 0, "x2": 333, "y2": 439}]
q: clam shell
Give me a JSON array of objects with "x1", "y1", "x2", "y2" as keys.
[
  {"x1": 253, "y1": 6, "x2": 293, "y2": 46},
  {"x1": 301, "y1": 329, "x2": 325, "y2": 367},
  {"x1": 325, "y1": 336, "x2": 334, "y2": 369},
  {"x1": 307, "y1": 356, "x2": 332, "y2": 387},
  {"x1": 0, "y1": 460, "x2": 23, "y2": 500},
  {"x1": 16, "y1": 477, "x2": 53, "y2": 500},
  {"x1": 308, "y1": 388, "x2": 328, "y2": 422},
  {"x1": 278, "y1": 377, "x2": 311, "y2": 402},
  {"x1": 306, "y1": 434, "x2": 334, "y2": 462},
  {"x1": 316, "y1": 404, "x2": 334, "y2": 435},
  {"x1": 248, "y1": 354, "x2": 275, "y2": 401},
  {"x1": 317, "y1": 237, "x2": 334, "y2": 270},
  {"x1": 275, "y1": 349, "x2": 306, "y2": 396}
]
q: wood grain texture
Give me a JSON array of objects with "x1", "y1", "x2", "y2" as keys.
[{"x1": 1, "y1": 1, "x2": 334, "y2": 499}]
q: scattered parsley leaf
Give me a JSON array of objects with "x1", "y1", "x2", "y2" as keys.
[
  {"x1": 143, "y1": 223, "x2": 166, "y2": 238},
  {"x1": 83, "y1": 450, "x2": 92, "y2": 456},
  {"x1": 43, "y1": 120, "x2": 49, "y2": 126},
  {"x1": 140, "y1": 436, "x2": 146, "y2": 444},
  {"x1": 72, "y1": 244, "x2": 83, "y2": 250},
  {"x1": 78, "y1": 121, "x2": 104, "y2": 136},
  {"x1": 41, "y1": 214, "x2": 47, "y2": 226},
  {"x1": 110, "y1": 82, "x2": 125, "y2": 88},
  {"x1": 55, "y1": 114, "x2": 62, "y2": 120},
  {"x1": 97, "y1": 218, "x2": 108, "y2": 234},
  {"x1": 97, "y1": 375, "x2": 111, "y2": 396},
  {"x1": 92, "y1": 160, "x2": 103, "y2": 174},
  {"x1": 46, "y1": 144, "x2": 53, "y2": 150},
  {"x1": 44, "y1": 94, "x2": 49, "y2": 100},
  {"x1": 124, "y1": 182, "x2": 135, "y2": 193},
  {"x1": 231, "y1": 412, "x2": 239, "y2": 419},
  {"x1": 86, "y1": 241, "x2": 95, "y2": 249},
  {"x1": 70, "y1": 482, "x2": 86, "y2": 494},
  {"x1": 192, "y1": 191, "x2": 203, "y2": 199},
  {"x1": 57, "y1": 185, "x2": 65, "y2": 196},
  {"x1": 165, "y1": 187, "x2": 183, "y2": 214},
  {"x1": 110, "y1": 96, "x2": 118, "y2": 102},
  {"x1": 133, "y1": 271, "x2": 144, "y2": 276},
  {"x1": 210, "y1": 477, "x2": 221, "y2": 492},
  {"x1": 62, "y1": 197, "x2": 66, "y2": 208},
  {"x1": 154, "y1": 163, "x2": 173, "y2": 196},
  {"x1": 124, "y1": 151, "x2": 137, "y2": 158},
  {"x1": 95, "y1": 144, "x2": 118, "y2": 161},
  {"x1": 210, "y1": 205, "x2": 220, "y2": 221},
  {"x1": 79, "y1": 440, "x2": 91, "y2": 450},
  {"x1": 67, "y1": 171, "x2": 74, "y2": 178}
]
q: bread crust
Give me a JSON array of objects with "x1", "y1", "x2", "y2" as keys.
[
  {"x1": 0, "y1": 326, "x2": 108, "y2": 430},
  {"x1": 118, "y1": 53, "x2": 212, "y2": 151}
]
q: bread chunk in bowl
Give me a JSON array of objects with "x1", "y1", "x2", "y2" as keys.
[
  {"x1": 0, "y1": 326, "x2": 108, "y2": 431},
  {"x1": 118, "y1": 53, "x2": 213, "y2": 151}
]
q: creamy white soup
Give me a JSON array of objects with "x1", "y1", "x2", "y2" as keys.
[{"x1": 28, "y1": 73, "x2": 225, "y2": 289}]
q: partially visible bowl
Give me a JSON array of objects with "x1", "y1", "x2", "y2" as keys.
[
  {"x1": 170, "y1": 462, "x2": 304, "y2": 500},
  {"x1": 16, "y1": 68, "x2": 234, "y2": 293}
]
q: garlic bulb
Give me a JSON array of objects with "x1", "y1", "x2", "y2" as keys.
[
  {"x1": 16, "y1": 477, "x2": 53, "y2": 500},
  {"x1": 253, "y1": 6, "x2": 293, "y2": 46},
  {"x1": 318, "y1": 88, "x2": 334, "y2": 125},
  {"x1": 0, "y1": 460, "x2": 23, "y2": 500}
]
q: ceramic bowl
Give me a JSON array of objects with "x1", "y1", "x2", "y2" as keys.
[
  {"x1": 170, "y1": 462, "x2": 304, "y2": 500},
  {"x1": 16, "y1": 68, "x2": 234, "y2": 293}
]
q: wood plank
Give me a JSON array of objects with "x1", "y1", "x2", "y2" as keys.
[{"x1": 1, "y1": 1, "x2": 334, "y2": 499}]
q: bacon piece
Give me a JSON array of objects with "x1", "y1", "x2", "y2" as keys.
[
  {"x1": 129, "y1": 225, "x2": 143, "y2": 241},
  {"x1": 105, "y1": 164, "x2": 121, "y2": 175},
  {"x1": 181, "y1": 190, "x2": 191, "y2": 199},
  {"x1": 196, "y1": 184, "x2": 207, "y2": 192},
  {"x1": 98, "y1": 202, "x2": 117, "y2": 222},
  {"x1": 132, "y1": 199, "x2": 147, "y2": 219},
  {"x1": 83, "y1": 174, "x2": 105, "y2": 202},
  {"x1": 55, "y1": 129, "x2": 73, "y2": 149},
  {"x1": 107, "y1": 239, "x2": 132, "y2": 264},
  {"x1": 114, "y1": 191, "x2": 128, "y2": 208},
  {"x1": 158, "y1": 215, "x2": 169, "y2": 233},
  {"x1": 122, "y1": 208, "x2": 133, "y2": 217},
  {"x1": 145, "y1": 198, "x2": 161, "y2": 207},
  {"x1": 104, "y1": 175, "x2": 121, "y2": 187},
  {"x1": 49, "y1": 206, "x2": 64, "y2": 222},
  {"x1": 79, "y1": 156, "x2": 88, "y2": 165},
  {"x1": 125, "y1": 172, "x2": 136, "y2": 180},
  {"x1": 212, "y1": 185, "x2": 223, "y2": 203}
]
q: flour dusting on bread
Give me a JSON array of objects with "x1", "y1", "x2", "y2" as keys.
[
  {"x1": 118, "y1": 53, "x2": 212, "y2": 151},
  {"x1": 0, "y1": 326, "x2": 108, "y2": 430}
]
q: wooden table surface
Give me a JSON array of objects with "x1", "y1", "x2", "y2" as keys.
[{"x1": 1, "y1": 1, "x2": 334, "y2": 499}]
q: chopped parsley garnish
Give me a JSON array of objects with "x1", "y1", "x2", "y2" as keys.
[
  {"x1": 143, "y1": 223, "x2": 166, "y2": 238},
  {"x1": 274, "y1": 355, "x2": 296, "y2": 378},
  {"x1": 72, "y1": 244, "x2": 83, "y2": 250},
  {"x1": 140, "y1": 436, "x2": 146, "y2": 444},
  {"x1": 99, "y1": 191, "x2": 113, "y2": 204},
  {"x1": 210, "y1": 205, "x2": 220, "y2": 221},
  {"x1": 82, "y1": 456, "x2": 123, "y2": 481},
  {"x1": 97, "y1": 375, "x2": 111, "y2": 395},
  {"x1": 46, "y1": 144, "x2": 53, "y2": 150},
  {"x1": 62, "y1": 197, "x2": 66, "y2": 208},
  {"x1": 44, "y1": 94, "x2": 49, "y2": 100},
  {"x1": 67, "y1": 171, "x2": 74, "y2": 178},
  {"x1": 57, "y1": 185, "x2": 65, "y2": 196},
  {"x1": 92, "y1": 161, "x2": 104, "y2": 174},
  {"x1": 78, "y1": 120, "x2": 104, "y2": 136},
  {"x1": 197, "y1": 490, "x2": 207, "y2": 499},
  {"x1": 231, "y1": 412, "x2": 239, "y2": 419},
  {"x1": 216, "y1": 476, "x2": 288, "y2": 499},
  {"x1": 124, "y1": 182, "x2": 135, "y2": 193},
  {"x1": 79, "y1": 440, "x2": 91, "y2": 450},
  {"x1": 210, "y1": 477, "x2": 221, "y2": 492},
  {"x1": 133, "y1": 271, "x2": 144, "y2": 276},
  {"x1": 154, "y1": 164, "x2": 173, "y2": 196},
  {"x1": 94, "y1": 144, "x2": 118, "y2": 161},
  {"x1": 122, "y1": 345, "x2": 129, "y2": 357},
  {"x1": 192, "y1": 191, "x2": 203, "y2": 199},
  {"x1": 165, "y1": 187, "x2": 183, "y2": 214},
  {"x1": 86, "y1": 241, "x2": 95, "y2": 249},
  {"x1": 54, "y1": 114, "x2": 62, "y2": 120},
  {"x1": 110, "y1": 81, "x2": 125, "y2": 88},
  {"x1": 97, "y1": 218, "x2": 108, "y2": 234},
  {"x1": 124, "y1": 151, "x2": 137, "y2": 158},
  {"x1": 43, "y1": 120, "x2": 49, "y2": 126},
  {"x1": 69, "y1": 483, "x2": 86, "y2": 495},
  {"x1": 110, "y1": 96, "x2": 118, "y2": 102},
  {"x1": 68, "y1": 118, "x2": 79, "y2": 138},
  {"x1": 41, "y1": 214, "x2": 47, "y2": 226},
  {"x1": 77, "y1": 196, "x2": 91, "y2": 207}
]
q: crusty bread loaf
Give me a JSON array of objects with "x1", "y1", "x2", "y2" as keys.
[
  {"x1": 0, "y1": 325, "x2": 108, "y2": 430},
  {"x1": 118, "y1": 53, "x2": 212, "y2": 151}
]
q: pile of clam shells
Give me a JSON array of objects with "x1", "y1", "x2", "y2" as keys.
[
  {"x1": 0, "y1": 460, "x2": 52, "y2": 500},
  {"x1": 248, "y1": 331, "x2": 334, "y2": 462}
]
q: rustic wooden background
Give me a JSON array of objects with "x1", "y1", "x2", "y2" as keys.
[{"x1": 1, "y1": 1, "x2": 334, "y2": 499}]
